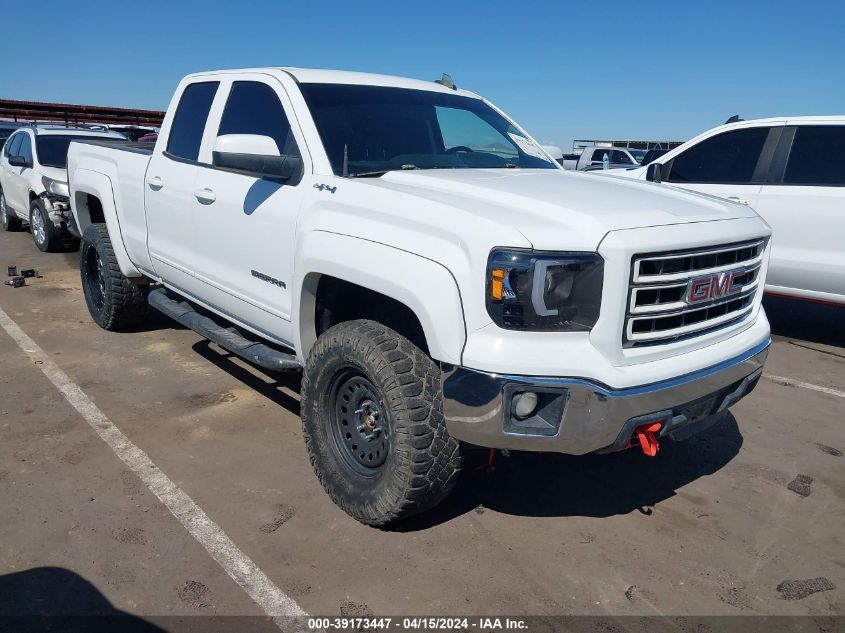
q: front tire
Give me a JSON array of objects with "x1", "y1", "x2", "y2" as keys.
[
  {"x1": 80, "y1": 224, "x2": 150, "y2": 330},
  {"x1": 30, "y1": 199, "x2": 62, "y2": 252},
  {"x1": 301, "y1": 320, "x2": 462, "y2": 527},
  {"x1": 0, "y1": 191, "x2": 22, "y2": 231}
]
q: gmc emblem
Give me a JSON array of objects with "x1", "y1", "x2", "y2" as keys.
[{"x1": 685, "y1": 269, "x2": 745, "y2": 304}]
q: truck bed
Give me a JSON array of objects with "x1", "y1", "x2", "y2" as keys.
[{"x1": 72, "y1": 139, "x2": 154, "y2": 156}]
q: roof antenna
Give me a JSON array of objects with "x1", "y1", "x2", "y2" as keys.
[
  {"x1": 342, "y1": 143, "x2": 348, "y2": 177},
  {"x1": 724, "y1": 115, "x2": 743, "y2": 124},
  {"x1": 435, "y1": 73, "x2": 457, "y2": 90}
]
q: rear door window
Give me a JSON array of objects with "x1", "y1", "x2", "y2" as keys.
[
  {"x1": 783, "y1": 125, "x2": 845, "y2": 186},
  {"x1": 217, "y1": 81, "x2": 299, "y2": 156},
  {"x1": 610, "y1": 149, "x2": 634, "y2": 164},
  {"x1": 166, "y1": 81, "x2": 219, "y2": 161},
  {"x1": 667, "y1": 127, "x2": 770, "y2": 184},
  {"x1": 591, "y1": 149, "x2": 609, "y2": 163}
]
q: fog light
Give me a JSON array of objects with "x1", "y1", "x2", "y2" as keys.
[{"x1": 512, "y1": 391, "x2": 539, "y2": 419}]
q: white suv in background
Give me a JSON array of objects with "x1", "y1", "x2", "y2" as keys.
[
  {"x1": 611, "y1": 117, "x2": 845, "y2": 306},
  {"x1": 0, "y1": 126, "x2": 124, "y2": 251}
]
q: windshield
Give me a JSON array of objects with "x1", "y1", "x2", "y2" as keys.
[
  {"x1": 627, "y1": 149, "x2": 648, "y2": 163},
  {"x1": 299, "y1": 83, "x2": 557, "y2": 176},
  {"x1": 35, "y1": 135, "x2": 116, "y2": 168}
]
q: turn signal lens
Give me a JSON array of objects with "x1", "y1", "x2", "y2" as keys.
[{"x1": 490, "y1": 268, "x2": 506, "y2": 300}]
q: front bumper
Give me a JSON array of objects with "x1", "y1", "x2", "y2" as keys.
[
  {"x1": 441, "y1": 339, "x2": 769, "y2": 455},
  {"x1": 40, "y1": 194, "x2": 78, "y2": 237}
]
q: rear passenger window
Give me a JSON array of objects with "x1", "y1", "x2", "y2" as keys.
[
  {"x1": 591, "y1": 149, "x2": 608, "y2": 162},
  {"x1": 218, "y1": 81, "x2": 299, "y2": 156},
  {"x1": 610, "y1": 150, "x2": 633, "y2": 164},
  {"x1": 667, "y1": 127, "x2": 770, "y2": 184},
  {"x1": 783, "y1": 126, "x2": 845, "y2": 186},
  {"x1": 166, "y1": 82, "x2": 219, "y2": 161}
]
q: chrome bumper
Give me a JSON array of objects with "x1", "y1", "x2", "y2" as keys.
[{"x1": 440, "y1": 339, "x2": 770, "y2": 455}]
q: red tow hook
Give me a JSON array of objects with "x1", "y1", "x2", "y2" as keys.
[{"x1": 635, "y1": 422, "x2": 662, "y2": 457}]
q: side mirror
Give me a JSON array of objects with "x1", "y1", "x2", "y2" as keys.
[
  {"x1": 8, "y1": 155, "x2": 30, "y2": 168},
  {"x1": 212, "y1": 134, "x2": 302, "y2": 182},
  {"x1": 646, "y1": 162, "x2": 663, "y2": 183}
]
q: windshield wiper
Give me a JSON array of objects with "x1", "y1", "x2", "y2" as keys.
[
  {"x1": 347, "y1": 164, "x2": 421, "y2": 178},
  {"x1": 348, "y1": 170, "x2": 391, "y2": 178}
]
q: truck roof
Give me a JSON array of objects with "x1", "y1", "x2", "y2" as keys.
[{"x1": 185, "y1": 67, "x2": 479, "y2": 98}]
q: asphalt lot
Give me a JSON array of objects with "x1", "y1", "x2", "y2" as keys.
[{"x1": 1, "y1": 229, "x2": 843, "y2": 626}]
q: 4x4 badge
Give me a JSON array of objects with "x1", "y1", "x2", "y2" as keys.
[{"x1": 314, "y1": 183, "x2": 337, "y2": 194}]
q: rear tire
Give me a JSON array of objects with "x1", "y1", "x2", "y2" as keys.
[
  {"x1": 301, "y1": 320, "x2": 462, "y2": 527},
  {"x1": 30, "y1": 199, "x2": 62, "y2": 252},
  {"x1": 0, "y1": 191, "x2": 22, "y2": 231},
  {"x1": 80, "y1": 224, "x2": 150, "y2": 330}
]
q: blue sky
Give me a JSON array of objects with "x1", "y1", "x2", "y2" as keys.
[{"x1": 3, "y1": 1, "x2": 843, "y2": 149}]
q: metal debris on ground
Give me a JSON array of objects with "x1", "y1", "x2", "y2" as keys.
[{"x1": 5, "y1": 277, "x2": 25, "y2": 288}]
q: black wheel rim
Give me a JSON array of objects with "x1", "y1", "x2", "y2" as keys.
[
  {"x1": 84, "y1": 245, "x2": 106, "y2": 310},
  {"x1": 328, "y1": 369, "x2": 390, "y2": 476}
]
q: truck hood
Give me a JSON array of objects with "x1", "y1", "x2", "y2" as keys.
[{"x1": 371, "y1": 168, "x2": 758, "y2": 249}]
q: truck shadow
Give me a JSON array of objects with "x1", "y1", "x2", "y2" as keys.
[
  {"x1": 764, "y1": 295, "x2": 845, "y2": 348},
  {"x1": 191, "y1": 340, "x2": 302, "y2": 416},
  {"x1": 178, "y1": 340, "x2": 744, "y2": 530},
  {"x1": 399, "y1": 413, "x2": 743, "y2": 530},
  {"x1": 0, "y1": 566, "x2": 164, "y2": 632}
]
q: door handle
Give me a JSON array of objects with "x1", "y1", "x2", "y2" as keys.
[
  {"x1": 146, "y1": 176, "x2": 164, "y2": 190},
  {"x1": 726, "y1": 196, "x2": 749, "y2": 205},
  {"x1": 193, "y1": 188, "x2": 216, "y2": 204}
]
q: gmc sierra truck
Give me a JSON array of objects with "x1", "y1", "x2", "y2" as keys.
[{"x1": 67, "y1": 67, "x2": 772, "y2": 526}]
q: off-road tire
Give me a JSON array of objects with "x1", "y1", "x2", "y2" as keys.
[
  {"x1": 30, "y1": 199, "x2": 62, "y2": 252},
  {"x1": 301, "y1": 320, "x2": 462, "y2": 526},
  {"x1": 0, "y1": 191, "x2": 22, "y2": 231},
  {"x1": 80, "y1": 224, "x2": 150, "y2": 330}
]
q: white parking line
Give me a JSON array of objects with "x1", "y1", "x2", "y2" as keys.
[
  {"x1": 765, "y1": 374, "x2": 845, "y2": 398},
  {"x1": 0, "y1": 306, "x2": 307, "y2": 625}
]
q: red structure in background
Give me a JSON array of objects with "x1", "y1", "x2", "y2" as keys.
[{"x1": 0, "y1": 98, "x2": 164, "y2": 127}]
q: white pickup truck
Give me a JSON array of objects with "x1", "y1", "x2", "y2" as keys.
[{"x1": 67, "y1": 67, "x2": 772, "y2": 526}]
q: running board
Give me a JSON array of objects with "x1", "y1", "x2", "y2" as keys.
[{"x1": 148, "y1": 288, "x2": 301, "y2": 372}]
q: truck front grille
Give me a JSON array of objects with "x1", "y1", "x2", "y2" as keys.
[{"x1": 624, "y1": 239, "x2": 766, "y2": 347}]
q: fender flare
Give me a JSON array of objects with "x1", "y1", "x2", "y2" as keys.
[
  {"x1": 70, "y1": 168, "x2": 142, "y2": 278},
  {"x1": 295, "y1": 230, "x2": 466, "y2": 365}
]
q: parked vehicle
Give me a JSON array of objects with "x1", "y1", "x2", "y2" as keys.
[
  {"x1": 609, "y1": 117, "x2": 845, "y2": 305},
  {"x1": 67, "y1": 68, "x2": 772, "y2": 526},
  {"x1": 0, "y1": 126, "x2": 125, "y2": 251},
  {"x1": 576, "y1": 146, "x2": 640, "y2": 170}
]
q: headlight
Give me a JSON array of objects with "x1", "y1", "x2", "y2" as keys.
[
  {"x1": 486, "y1": 248, "x2": 603, "y2": 331},
  {"x1": 41, "y1": 176, "x2": 69, "y2": 198}
]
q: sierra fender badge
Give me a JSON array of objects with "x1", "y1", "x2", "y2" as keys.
[{"x1": 251, "y1": 270, "x2": 286, "y2": 289}]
